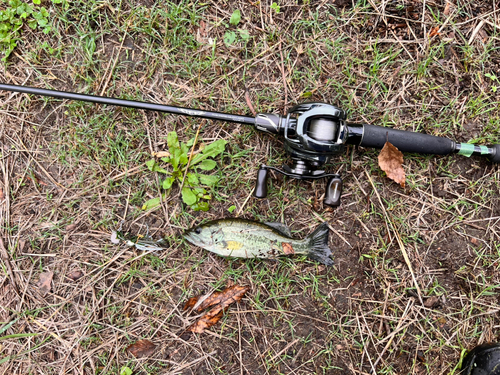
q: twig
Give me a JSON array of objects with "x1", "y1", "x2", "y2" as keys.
[
  {"x1": 178, "y1": 120, "x2": 205, "y2": 197},
  {"x1": 244, "y1": 88, "x2": 256, "y2": 116}
]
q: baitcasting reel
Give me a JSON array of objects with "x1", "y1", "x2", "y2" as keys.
[
  {"x1": 253, "y1": 102, "x2": 349, "y2": 206},
  {"x1": 1, "y1": 83, "x2": 499, "y2": 208}
]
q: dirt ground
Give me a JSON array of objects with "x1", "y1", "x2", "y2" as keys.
[{"x1": 1, "y1": 0, "x2": 500, "y2": 374}]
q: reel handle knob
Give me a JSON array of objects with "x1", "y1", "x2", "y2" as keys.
[
  {"x1": 324, "y1": 176, "x2": 343, "y2": 207},
  {"x1": 253, "y1": 166, "x2": 269, "y2": 198}
]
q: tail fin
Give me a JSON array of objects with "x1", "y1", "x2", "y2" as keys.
[{"x1": 306, "y1": 222, "x2": 334, "y2": 266}]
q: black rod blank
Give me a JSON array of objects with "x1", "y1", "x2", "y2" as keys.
[{"x1": 0, "y1": 83, "x2": 256, "y2": 126}]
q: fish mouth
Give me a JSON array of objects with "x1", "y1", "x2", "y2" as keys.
[{"x1": 183, "y1": 230, "x2": 210, "y2": 248}]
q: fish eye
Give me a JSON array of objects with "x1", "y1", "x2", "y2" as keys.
[{"x1": 194, "y1": 227, "x2": 202, "y2": 234}]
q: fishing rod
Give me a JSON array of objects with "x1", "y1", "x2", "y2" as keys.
[{"x1": 1, "y1": 83, "x2": 499, "y2": 207}]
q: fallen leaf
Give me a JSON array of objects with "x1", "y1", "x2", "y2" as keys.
[
  {"x1": 188, "y1": 308, "x2": 225, "y2": 334},
  {"x1": 183, "y1": 296, "x2": 200, "y2": 311},
  {"x1": 185, "y1": 285, "x2": 249, "y2": 333},
  {"x1": 424, "y1": 296, "x2": 440, "y2": 308},
  {"x1": 378, "y1": 141, "x2": 405, "y2": 187},
  {"x1": 470, "y1": 237, "x2": 479, "y2": 245},
  {"x1": 36, "y1": 271, "x2": 54, "y2": 296},
  {"x1": 0, "y1": 187, "x2": 4, "y2": 200},
  {"x1": 443, "y1": 1, "x2": 451, "y2": 15},
  {"x1": 429, "y1": 26, "x2": 440, "y2": 37},
  {"x1": 65, "y1": 224, "x2": 77, "y2": 231},
  {"x1": 126, "y1": 339, "x2": 156, "y2": 357},
  {"x1": 199, "y1": 20, "x2": 208, "y2": 37},
  {"x1": 153, "y1": 151, "x2": 171, "y2": 158},
  {"x1": 67, "y1": 270, "x2": 84, "y2": 281},
  {"x1": 194, "y1": 285, "x2": 249, "y2": 312}
]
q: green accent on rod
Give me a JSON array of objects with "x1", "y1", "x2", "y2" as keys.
[
  {"x1": 479, "y1": 145, "x2": 489, "y2": 155},
  {"x1": 458, "y1": 143, "x2": 475, "y2": 157}
]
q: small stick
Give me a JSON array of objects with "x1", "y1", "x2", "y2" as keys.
[
  {"x1": 244, "y1": 88, "x2": 256, "y2": 116},
  {"x1": 0, "y1": 237, "x2": 19, "y2": 295}
]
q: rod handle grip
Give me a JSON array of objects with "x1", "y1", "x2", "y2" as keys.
[{"x1": 360, "y1": 124, "x2": 455, "y2": 155}]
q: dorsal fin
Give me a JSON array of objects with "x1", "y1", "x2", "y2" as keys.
[{"x1": 265, "y1": 222, "x2": 292, "y2": 237}]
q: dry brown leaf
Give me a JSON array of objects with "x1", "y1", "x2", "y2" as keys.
[
  {"x1": 183, "y1": 296, "x2": 200, "y2": 311},
  {"x1": 0, "y1": 187, "x2": 4, "y2": 200},
  {"x1": 188, "y1": 307, "x2": 225, "y2": 334},
  {"x1": 196, "y1": 285, "x2": 249, "y2": 312},
  {"x1": 67, "y1": 270, "x2": 84, "y2": 281},
  {"x1": 36, "y1": 271, "x2": 54, "y2": 296},
  {"x1": 186, "y1": 285, "x2": 249, "y2": 333},
  {"x1": 126, "y1": 339, "x2": 156, "y2": 357},
  {"x1": 424, "y1": 296, "x2": 440, "y2": 308},
  {"x1": 429, "y1": 26, "x2": 440, "y2": 38},
  {"x1": 65, "y1": 224, "x2": 77, "y2": 231},
  {"x1": 153, "y1": 151, "x2": 171, "y2": 158},
  {"x1": 443, "y1": 1, "x2": 451, "y2": 15},
  {"x1": 378, "y1": 141, "x2": 405, "y2": 187}
]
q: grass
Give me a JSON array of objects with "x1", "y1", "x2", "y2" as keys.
[{"x1": 0, "y1": 0, "x2": 500, "y2": 374}]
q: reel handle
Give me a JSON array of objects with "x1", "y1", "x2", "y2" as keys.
[
  {"x1": 254, "y1": 167, "x2": 269, "y2": 199},
  {"x1": 253, "y1": 165, "x2": 343, "y2": 207}
]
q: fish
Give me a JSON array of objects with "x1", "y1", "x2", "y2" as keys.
[{"x1": 183, "y1": 219, "x2": 334, "y2": 266}]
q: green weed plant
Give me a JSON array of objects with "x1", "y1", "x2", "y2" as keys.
[
  {"x1": 0, "y1": 0, "x2": 62, "y2": 61},
  {"x1": 143, "y1": 131, "x2": 227, "y2": 212}
]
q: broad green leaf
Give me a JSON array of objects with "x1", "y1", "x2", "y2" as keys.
[
  {"x1": 194, "y1": 187, "x2": 207, "y2": 195},
  {"x1": 145, "y1": 159, "x2": 156, "y2": 171},
  {"x1": 199, "y1": 174, "x2": 219, "y2": 187},
  {"x1": 181, "y1": 187, "x2": 197, "y2": 206},
  {"x1": 228, "y1": 205, "x2": 236, "y2": 213},
  {"x1": 187, "y1": 173, "x2": 199, "y2": 186},
  {"x1": 238, "y1": 29, "x2": 250, "y2": 41},
  {"x1": 142, "y1": 197, "x2": 161, "y2": 210},
  {"x1": 120, "y1": 367, "x2": 133, "y2": 375},
  {"x1": 170, "y1": 148, "x2": 181, "y2": 170},
  {"x1": 162, "y1": 176, "x2": 175, "y2": 190},
  {"x1": 167, "y1": 131, "x2": 180, "y2": 153},
  {"x1": 229, "y1": 9, "x2": 241, "y2": 26},
  {"x1": 223, "y1": 31, "x2": 236, "y2": 46},
  {"x1": 191, "y1": 139, "x2": 227, "y2": 164},
  {"x1": 192, "y1": 201, "x2": 210, "y2": 212},
  {"x1": 179, "y1": 150, "x2": 188, "y2": 166},
  {"x1": 197, "y1": 159, "x2": 216, "y2": 171},
  {"x1": 202, "y1": 139, "x2": 227, "y2": 157}
]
